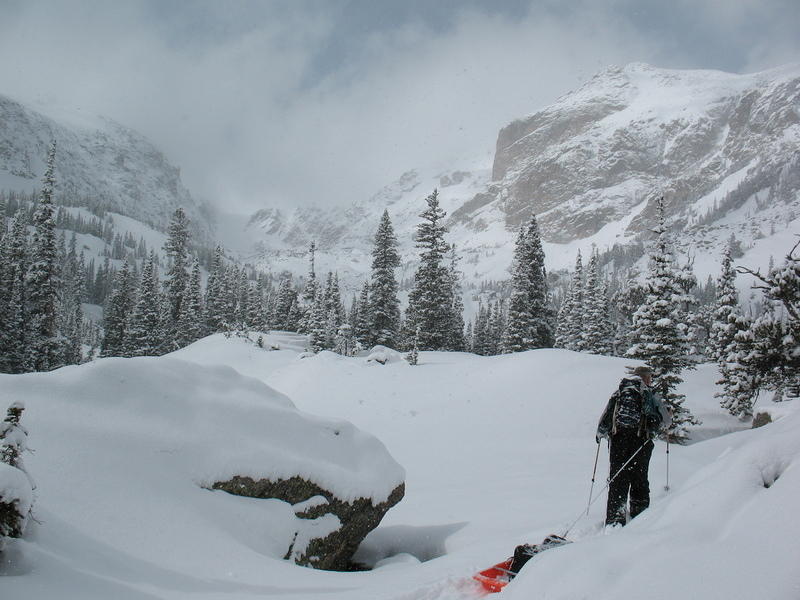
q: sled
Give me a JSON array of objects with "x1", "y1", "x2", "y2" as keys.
[
  {"x1": 473, "y1": 535, "x2": 571, "y2": 593},
  {"x1": 473, "y1": 558, "x2": 514, "y2": 593}
]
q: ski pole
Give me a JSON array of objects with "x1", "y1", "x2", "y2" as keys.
[
  {"x1": 586, "y1": 441, "x2": 601, "y2": 515},
  {"x1": 562, "y1": 439, "x2": 648, "y2": 538},
  {"x1": 664, "y1": 434, "x2": 670, "y2": 492}
]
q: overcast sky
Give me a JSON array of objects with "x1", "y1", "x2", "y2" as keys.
[{"x1": 1, "y1": 0, "x2": 798, "y2": 215}]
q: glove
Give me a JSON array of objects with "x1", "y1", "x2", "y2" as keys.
[{"x1": 595, "y1": 434, "x2": 602, "y2": 444}]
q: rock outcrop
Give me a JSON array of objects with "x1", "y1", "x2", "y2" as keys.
[{"x1": 213, "y1": 475, "x2": 405, "y2": 570}]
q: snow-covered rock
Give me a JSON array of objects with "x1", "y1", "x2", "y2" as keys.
[
  {"x1": 0, "y1": 353, "x2": 404, "y2": 570},
  {"x1": 365, "y1": 346, "x2": 405, "y2": 365}
]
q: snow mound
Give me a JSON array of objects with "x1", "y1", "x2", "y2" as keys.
[{"x1": 365, "y1": 346, "x2": 405, "y2": 365}]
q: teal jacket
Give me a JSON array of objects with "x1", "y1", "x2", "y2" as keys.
[{"x1": 597, "y1": 377, "x2": 667, "y2": 439}]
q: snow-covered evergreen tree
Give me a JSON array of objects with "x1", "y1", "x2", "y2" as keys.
[
  {"x1": 26, "y1": 141, "x2": 62, "y2": 371},
  {"x1": 611, "y1": 268, "x2": 646, "y2": 356},
  {"x1": 555, "y1": 250, "x2": 584, "y2": 351},
  {"x1": 504, "y1": 225, "x2": 536, "y2": 352},
  {"x1": 405, "y1": 326, "x2": 420, "y2": 365},
  {"x1": 368, "y1": 210, "x2": 401, "y2": 348},
  {"x1": 582, "y1": 250, "x2": 613, "y2": 354},
  {"x1": 708, "y1": 245, "x2": 740, "y2": 361},
  {"x1": 354, "y1": 282, "x2": 371, "y2": 346},
  {"x1": 0, "y1": 402, "x2": 32, "y2": 540},
  {"x1": 732, "y1": 239, "x2": 800, "y2": 400},
  {"x1": 407, "y1": 190, "x2": 452, "y2": 350},
  {"x1": 101, "y1": 260, "x2": 136, "y2": 357},
  {"x1": 307, "y1": 291, "x2": 328, "y2": 352},
  {"x1": 627, "y1": 198, "x2": 699, "y2": 442},
  {"x1": 204, "y1": 246, "x2": 228, "y2": 334},
  {"x1": 176, "y1": 259, "x2": 204, "y2": 347},
  {"x1": 128, "y1": 251, "x2": 163, "y2": 356},
  {"x1": 58, "y1": 233, "x2": 84, "y2": 366},
  {"x1": 163, "y1": 207, "x2": 191, "y2": 339},
  {"x1": 299, "y1": 241, "x2": 319, "y2": 333},
  {"x1": 445, "y1": 245, "x2": 466, "y2": 351},
  {"x1": 0, "y1": 214, "x2": 29, "y2": 373},
  {"x1": 274, "y1": 273, "x2": 297, "y2": 331},
  {"x1": 715, "y1": 311, "x2": 758, "y2": 418}
]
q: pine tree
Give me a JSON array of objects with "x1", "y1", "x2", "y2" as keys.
[
  {"x1": 715, "y1": 311, "x2": 758, "y2": 418},
  {"x1": 0, "y1": 213, "x2": 29, "y2": 373},
  {"x1": 176, "y1": 259, "x2": 204, "y2": 346},
  {"x1": 368, "y1": 210, "x2": 402, "y2": 348},
  {"x1": 0, "y1": 402, "x2": 32, "y2": 539},
  {"x1": 299, "y1": 241, "x2": 319, "y2": 333},
  {"x1": 407, "y1": 190, "x2": 451, "y2": 350},
  {"x1": 204, "y1": 246, "x2": 228, "y2": 334},
  {"x1": 59, "y1": 233, "x2": 85, "y2": 366},
  {"x1": 504, "y1": 225, "x2": 537, "y2": 352},
  {"x1": 445, "y1": 245, "x2": 466, "y2": 351},
  {"x1": 236, "y1": 269, "x2": 250, "y2": 330},
  {"x1": 405, "y1": 326, "x2": 420, "y2": 365},
  {"x1": 274, "y1": 273, "x2": 297, "y2": 331},
  {"x1": 708, "y1": 245, "x2": 740, "y2": 361},
  {"x1": 556, "y1": 250, "x2": 584, "y2": 351},
  {"x1": 627, "y1": 198, "x2": 699, "y2": 442},
  {"x1": 354, "y1": 282, "x2": 371, "y2": 346},
  {"x1": 582, "y1": 250, "x2": 613, "y2": 355},
  {"x1": 504, "y1": 216, "x2": 553, "y2": 352},
  {"x1": 611, "y1": 268, "x2": 646, "y2": 356},
  {"x1": 101, "y1": 260, "x2": 136, "y2": 357},
  {"x1": 731, "y1": 240, "x2": 800, "y2": 400},
  {"x1": 128, "y1": 252, "x2": 163, "y2": 356},
  {"x1": 163, "y1": 207, "x2": 191, "y2": 339},
  {"x1": 26, "y1": 141, "x2": 62, "y2": 371},
  {"x1": 307, "y1": 291, "x2": 328, "y2": 353}
]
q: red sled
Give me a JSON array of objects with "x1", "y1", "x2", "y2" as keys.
[{"x1": 473, "y1": 558, "x2": 514, "y2": 593}]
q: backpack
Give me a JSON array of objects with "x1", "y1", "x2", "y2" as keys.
[{"x1": 612, "y1": 377, "x2": 645, "y2": 433}]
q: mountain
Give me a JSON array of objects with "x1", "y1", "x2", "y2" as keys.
[
  {"x1": 0, "y1": 94, "x2": 212, "y2": 241},
  {"x1": 236, "y1": 62, "x2": 800, "y2": 290}
]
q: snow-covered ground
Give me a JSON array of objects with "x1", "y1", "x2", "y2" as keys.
[{"x1": 1, "y1": 332, "x2": 798, "y2": 599}]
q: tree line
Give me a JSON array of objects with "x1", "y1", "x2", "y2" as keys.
[{"x1": 4, "y1": 144, "x2": 797, "y2": 444}]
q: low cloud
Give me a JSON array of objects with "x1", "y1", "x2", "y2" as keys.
[{"x1": 0, "y1": 1, "x2": 797, "y2": 215}]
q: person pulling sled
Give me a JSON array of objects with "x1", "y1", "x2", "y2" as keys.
[{"x1": 596, "y1": 365, "x2": 669, "y2": 527}]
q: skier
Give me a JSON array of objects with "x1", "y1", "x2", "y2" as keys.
[{"x1": 596, "y1": 365, "x2": 668, "y2": 527}]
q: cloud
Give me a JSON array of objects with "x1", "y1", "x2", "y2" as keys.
[{"x1": 0, "y1": 1, "x2": 797, "y2": 216}]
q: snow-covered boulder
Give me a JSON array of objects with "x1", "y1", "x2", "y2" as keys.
[
  {"x1": 365, "y1": 346, "x2": 405, "y2": 365},
  {"x1": 0, "y1": 356, "x2": 405, "y2": 570}
]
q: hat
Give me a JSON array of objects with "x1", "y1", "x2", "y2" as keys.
[{"x1": 626, "y1": 365, "x2": 653, "y2": 378}]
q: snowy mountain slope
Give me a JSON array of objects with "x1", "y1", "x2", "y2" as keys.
[
  {"x1": 3, "y1": 332, "x2": 798, "y2": 599},
  {"x1": 0, "y1": 94, "x2": 212, "y2": 241},
  {"x1": 233, "y1": 62, "x2": 800, "y2": 290}
]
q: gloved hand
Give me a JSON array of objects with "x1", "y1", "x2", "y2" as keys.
[{"x1": 595, "y1": 434, "x2": 602, "y2": 444}]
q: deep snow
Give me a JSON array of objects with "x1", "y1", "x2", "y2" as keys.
[{"x1": 1, "y1": 332, "x2": 798, "y2": 599}]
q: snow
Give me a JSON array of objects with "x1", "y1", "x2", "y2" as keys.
[
  {"x1": 0, "y1": 461, "x2": 33, "y2": 520},
  {"x1": 1, "y1": 332, "x2": 799, "y2": 599}
]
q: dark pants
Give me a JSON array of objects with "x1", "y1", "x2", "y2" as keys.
[{"x1": 606, "y1": 433, "x2": 654, "y2": 526}]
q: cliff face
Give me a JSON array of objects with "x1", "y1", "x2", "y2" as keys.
[
  {"x1": 0, "y1": 94, "x2": 212, "y2": 240},
  {"x1": 488, "y1": 63, "x2": 800, "y2": 242},
  {"x1": 238, "y1": 63, "x2": 800, "y2": 288}
]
